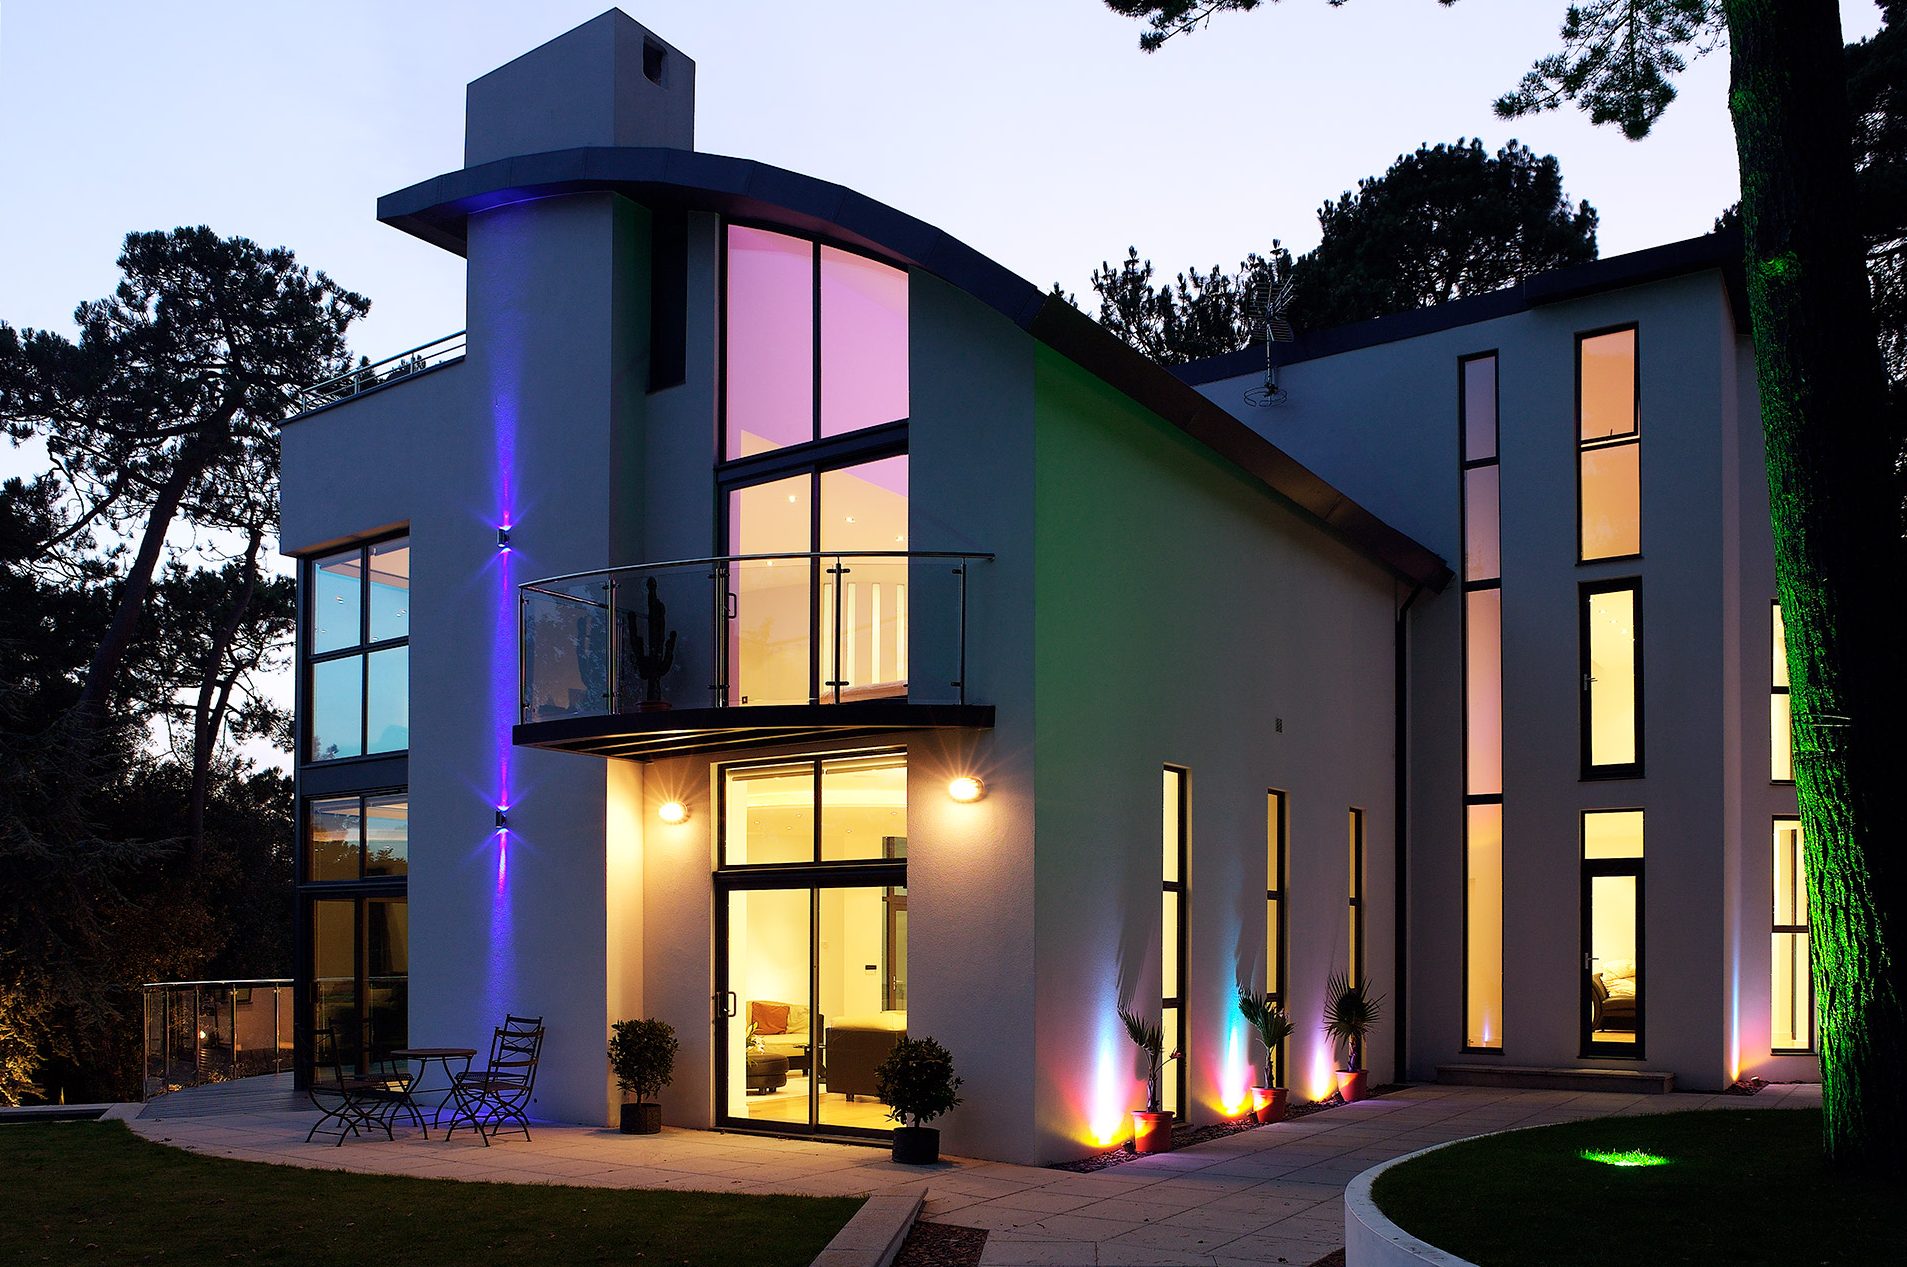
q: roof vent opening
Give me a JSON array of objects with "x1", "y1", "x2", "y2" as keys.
[{"x1": 642, "y1": 40, "x2": 666, "y2": 85}]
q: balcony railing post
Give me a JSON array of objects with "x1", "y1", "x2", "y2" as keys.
[
  {"x1": 605, "y1": 577, "x2": 618, "y2": 714},
  {"x1": 828, "y1": 556, "x2": 847, "y2": 705},
  {"x1": 710, "y1": 562, "x2": 727, "y2": 708}
]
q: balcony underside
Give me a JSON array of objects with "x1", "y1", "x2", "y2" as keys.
[{"x1": 513, "y1": 701, "x2": 995, "y2": 761}]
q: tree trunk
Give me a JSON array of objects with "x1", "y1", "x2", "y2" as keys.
[
  {"x1": 1725, "y1": 0, "x2": 1907, "y2": 1168},
  {"x1": 70, "y1": 403, "x2": 236, "y2": 726},
  {"x1": 185, "y1": 524, "x2": 264, "y2": 871}
]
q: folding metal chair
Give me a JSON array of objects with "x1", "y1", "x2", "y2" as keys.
[
  {"x1": 304, "y1": 1025, "x2": 421, "y2": 1145},
  {"x1": 442, "y1": 1014, "x2": 544, "y2": 1146}
]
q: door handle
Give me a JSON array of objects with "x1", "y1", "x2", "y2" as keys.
[{"x1": 712, "y1": 990, "x2": 737, "y2": 1020}]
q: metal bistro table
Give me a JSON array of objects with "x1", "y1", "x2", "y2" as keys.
[{"x1": 389, "y1": 1047, "x2": 476, "y2": 1136}]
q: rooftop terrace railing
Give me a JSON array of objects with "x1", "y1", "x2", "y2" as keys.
[
  {"x1": 293, "y1": 331, "x2": 466, "y2": 414},
  {"x1": 520, "y1": 551, "x2": 991, "y2": 723},
  {"x1": 141, "y1": 979, "x2": 293, "y2": 1101}
]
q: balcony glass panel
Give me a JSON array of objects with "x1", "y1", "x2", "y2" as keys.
[{"x1": 522, "y1": 576, "x2": 613, "y2": 722}]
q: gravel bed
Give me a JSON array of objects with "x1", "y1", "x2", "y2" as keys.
[
  {"x1": 892, "y1": 1219, "x2": 988, "y2": 1266},
  {"x1": 1046, "y1": 1085, "x2": 1404, "y2": 1173}
]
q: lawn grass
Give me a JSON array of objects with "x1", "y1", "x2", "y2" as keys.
[
  {"x1": 0, "y1": 1121, "x2": 860, "y2": 1266},
  {"x1": 1372, "y1": 1109, "x2": 1903, "y2": 1267}
]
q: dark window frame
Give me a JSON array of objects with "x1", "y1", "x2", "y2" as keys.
[
  {"x1": 1348, "y1": 807, "x2": 1366, "y2": 985},
  {"x1": 1574, "y1": 323, "x2": 1643, "y2": 565},
  {"x1": 1163, "y1": 765, "x2": 1189, "y2": 1120},
  {"x1": 1579, "y1": 808, "x2": 1646, "y2": 1060},
  {"x1": 1266, "y1": 788, "x2": 1288, "y2": 1087},
  {"x1": 714, "y1": 747, "x2": 908, "y2": 871},
  {"x1": 301, "y1": 532, "x2": 410, "y2": 766},
  {"x1": 1459, "y1": 351, "x2": 1505, "y2": 1054},
  {"x1": 305, "y1": 891, "x2": 410, "y2": 1071},
  {"x1": 1771, "y1": 599, "x2": 1794, "y2": 786},
  {"x1": 302, "y1": 788, "x2": 410, "y2": 885},
  {"x1": 1579, "y1": 577, "x2": 1645, "y2": 780}
]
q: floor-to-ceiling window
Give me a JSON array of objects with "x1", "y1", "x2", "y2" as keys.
[
  {"x1": 297, "y1": 535, "x2": 410, "y2": 1071},
  {"x1": 1580, "y1": 580, "x2": 1643, "y2": 779},
  {"x1": 1163, "y1": 767, "x2": 1188, "y2": 1118},
  {"x1": 1265, "y1": 789, "x2": 1288, "y2": 1086},
  {"x1": 717, "y1": 750, "x2": 908, "y2": 1137},
  {"x1": 721, "y1": 224, "x2": 910, "y2": 708},
  {"x1": 1460, "y1": 351, "x2": 1504, "y2": 1052},
  {"x1": 1772, "y1": 818, "x2": 1813, "y2": 1053},
  {"x1": 1578, "y1": 326, "x2": 1640, "y2": 562},
  {"x1": 1582, "y1": 810, "x2": 1644, "y2": 1056}
]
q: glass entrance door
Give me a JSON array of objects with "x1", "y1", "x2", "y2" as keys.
[
  {"x1": 1581, "y1": 862, "x2": 1644, "y2": 1056},
  {"x1": 720, "y1": 880, "x2": 907, "y2": 1136}
]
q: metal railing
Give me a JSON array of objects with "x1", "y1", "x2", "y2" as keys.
[
  {"x1": 141, "y1": 979, "x2": 294, "y2": 1101},
  {"x1": 293, "y1": 331, "x2": 466, "y2": 413},
  {"x1": 519, "y1": 551, "x2": 991, "y2": 723}
]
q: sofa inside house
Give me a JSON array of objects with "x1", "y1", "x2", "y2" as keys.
[
  {"x1": 1590, "y1": 961, "x2": 1638, "y2": 1035},
  {"x1": 747, "y1": 1000, "x2": 816, "y2": 1074},
  {"x1": 823, "y1": 1012, "x2": 907, "y2": 1101}
]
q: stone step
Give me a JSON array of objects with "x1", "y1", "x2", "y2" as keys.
[{"x1": 1436, "y1": 1063, "x2": 1676, "y2": 1094}]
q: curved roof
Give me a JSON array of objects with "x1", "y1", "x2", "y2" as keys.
[{"x1": 379, "y1": 146, "x2": 1450, "y2": 590}]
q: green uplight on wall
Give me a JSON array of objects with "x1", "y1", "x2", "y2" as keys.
[{"x1": 1580, "y1": 1148, "x2": 1671, "y2": 1168}]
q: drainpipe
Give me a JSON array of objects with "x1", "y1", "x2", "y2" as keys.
[{"x1": 1393, "y1": 581, "x2": 1426, "y2": 1084}]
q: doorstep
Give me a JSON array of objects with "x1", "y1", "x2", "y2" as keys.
[{"x1": 1436, "y1": 1064, "x2": 1675, "y2": 1094}]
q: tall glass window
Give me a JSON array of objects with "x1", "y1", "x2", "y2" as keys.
[
  {"x1": 1163, "y1": 767, "x2": 1188, "y2": 1118},
  {"x1": 1348, "y1": 808, "x2": 1365, "y2": 984},
  {"x1": 1581, "y1": 580, "x2": 1643, "y2": 778},
  {"x1": 1773, "y1": 819, "x2": 1813, "y2": 1052},
  {"x1": 306, "y1": 537, "x2": 409, "y2": 762},
  {"x1": 1771, "y1": 602, "x2": 1793, "y2": 782},
  {"x1": 1460, "y1": 352, "x2": 1504, "y2": 1050},
  {"x1": 1265, "y1": 790, "x2": 1288, "y2": 1085},
  {"x1": 1582, "y1": 810, "x2": 1644, "y2": 1057},
  {"x1": 725, "y1": 226, "x2": 908, "y2": 461},
  {"x1": 1578, "y1": 327, "x2": 1640, "y2": 561}
]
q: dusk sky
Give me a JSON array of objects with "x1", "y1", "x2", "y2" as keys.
[{"x1": 2, "y1": 0, "x2": 1884, "y2": 368}]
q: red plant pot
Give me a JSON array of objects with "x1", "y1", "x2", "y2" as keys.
[
  {"x1": 1335, "y1": 1070, "x2": 1368, "y2": 1104},
  {"x1": 1249, "y1": 1087, "x2": 1288, "y2": 1124},
  {"x1": 1131, "y1": 1110, "x2": 1174, "y2": 1153}
]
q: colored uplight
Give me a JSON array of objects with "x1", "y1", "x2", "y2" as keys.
[
  {"x1": 658, "y1": 799, "x2": 689, "y2": 825},
  {"x1": 1580, "y1": 1149, "x2": 1670, "y2": 1168},
  {"x1": 947, "y1": 775, "x2": 986, "y2": 803},
  {"x1": 494, "y1": 807, "x2": 509, "y2": 830},
  {"x1": 497, "y1": 524, "x2": 512, "y2": 550}
]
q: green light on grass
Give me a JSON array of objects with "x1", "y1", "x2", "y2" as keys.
[{"x1": 1580, "y1": 1148, "x2": 1671, "y2": 1168}]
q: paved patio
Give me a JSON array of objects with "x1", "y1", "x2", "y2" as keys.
[{"x1": 130, "y1": 1079, "x2": 1819, "y2": 1266}]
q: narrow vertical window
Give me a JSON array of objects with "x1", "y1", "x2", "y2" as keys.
[
  {"x1": 1162, "y1": 768, "x2": 1188, "y2": 1118},
  {"x1": 1266, "y1": 789, "x2": 1288, "y2": 1086},
  {"x1": 1582, "y1": 810, "x2": 1644, "y2": 1057},
  {"x1": 1578, "y1": 327, "x2": 1640, "y2": 561},
  {"x1": 1771, "y1": 602, "x2": 1792, "y2": 783},
  {"x1": 1772, "y1": 819, "x2": 1813, "y2": 1052},
  {"x1": 1460, "y1": 352, "x2": 1503, "y2": 1050},
  {"x1": 1348, "y1": 807, "x2": 1365, "y2": 984},
  {"x1": 1581, "y1": 580, "x2": 1643, "y2": 778}
]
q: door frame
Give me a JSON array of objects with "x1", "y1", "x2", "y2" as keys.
[{"x1": 1579, "y1": 858, "x2": 1646, "y2": 1059}]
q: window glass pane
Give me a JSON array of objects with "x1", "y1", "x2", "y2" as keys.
[
  {"x1": 1160, "y1": 1006, "x2": 1180, "y2": 1114},
  {"x1": 312, "y1": 550, "x2": 362, "y2": 654},
  {"x1": 1162, "y1": 769, "x2": 1183, "y2": 883},
  {"x1": 1771, "y1": 692, "x2": 1793, "y2": 781},
  {"x1": 820, "y1": 752, "x2": 907, "y2": 861},
  {"x1": 365, "y1": 796, "x2": 408, "y2": 877},
  {"x1": 1772, "y1": 603, "x2": 1788, "y2": 688},
  {"x1": 1465, "y1": 589, "x2": 1502, "y2": 797},
  {"x1": 365, "y1": 646, "x2": 409, "y2": 754},
  {"x1": 1587, "y1": 872, "x2": 1640, "y2": 1044},
  {"x1": 367, "y1": 539, "x2": 410, "y2": 643},
  {"x1": 311, "y1": 899, "x2": 357, "y2": 1054},
  {"x1": 1774, "y1": 821, "x2": 1805, "y2": 925},
  {"x1": 816, "y1": 885, "x2": 906, "y2": 1131},
  {"x1": 1587, "y1": 587, "x2": 1638, "y2": 768},
  {"x1": 366, "y1": 898, "x2": 408, "y2": 1056},
  {"x1": 1161, "y1": 891, "x2": 1179, "y2": 997},
  {"x1": 1580, "y1": 441, "x2": 1640, "y2": 559},
  {"x1": 821, "y1": 246, "x2": 908, "y2": 437},
  {"x1": 309, "y1": 656, "x2": 363, "y2": 762},
  {"x1": 729, "y1": 476, "x2": 813, "y2": 706},
  {"x1": 1465, "y1": 803, "x2": 1504, "y2": 1049},
  {"x1": 725, "y1": 226, "x2": 814, "y2": 460},
  {"x1": 1583, "y1": 810, "x2": 1644, "y2": 859},
  {"x1": 1463, "y1": 465, "x2": 1500, "y2": 581},
  {"x1": 307, "y1": 797, "x2": 361, "y2": 881},
  {"x1": 1580, "y1": 329, "x2": 1636, "y2": 441},
  {"x1": 725, "y1": 887, "x2": 811, "y2": 1127},
  {"x1": 1463, "y1": 356, "x2": 1497, "y2": 462},
  {"x1": 1772, "y1": 932, "x2": 1811, "y2": 1050},
  {"x1": 820, "y1": 458, "x2": 909, "y2": 700},
  {"x1": 724, "y1": 762, "x2": 815, "y2": 865}
]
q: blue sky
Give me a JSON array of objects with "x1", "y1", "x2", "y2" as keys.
[{"x1": 1, "y1": 1, "x2": 1885, "y2": 364}]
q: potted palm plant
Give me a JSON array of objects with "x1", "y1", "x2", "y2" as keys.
[
  {"x1": 1322, "y1": 971, "x2": 1383, "y2": 1103},
  {"x1": 1118, "y1": 1005, "x2": 1177, "y2": 1153},
  {"x1": 1235, "y1": 986, "x2": 1294, "y2": 1123},
  {"x1": 874, "y1": 1036, "x2": 962, "y2": 1164},
  {"x1": 608, "y1": 1017, "x2": 678, "y2": 1134}
]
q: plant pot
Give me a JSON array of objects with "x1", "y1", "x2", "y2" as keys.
[
  {"x1": 1250, "y1": 1086, "x2": 1288, "y2": 1124},
  {"x1": 620, "y1": 1102, "x2": 661, "y2": 1134},
  {"x1": 634, "y1": 699, "x2": 673, "y2": 713},
  {"x1": 1335, "y1": 1070, "x2": 1368, "y2": 1104},
  {"x1": 1131, "y1": 1110, "x2": 1174, "y2": 1154},
  {"x1": 891, "y1": 1125, "x2": 940, "y2": 1165}
]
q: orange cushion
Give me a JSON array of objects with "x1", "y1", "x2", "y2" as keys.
[{"x1": 749, "y1": 1001, "x2": 790, "y2": 1035}]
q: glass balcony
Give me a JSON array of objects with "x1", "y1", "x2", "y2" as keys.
[
  {"x1": 518, "y1": 552, "x2": 991, "y2": 758},
  {"x1": 142, "y1": 979, "x2": 294, "y2": 1100}
]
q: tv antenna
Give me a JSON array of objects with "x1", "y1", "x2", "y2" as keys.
[{"x1": 1242, "y1": 274, "x2": 1296, "y2": 407}]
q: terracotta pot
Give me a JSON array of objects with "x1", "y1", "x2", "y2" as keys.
[
  {"x1": 1131, "y1": 1110, "x2": 1174, "y2": 1153},
  {"x1": 1249, "y1": 1086, "x2": 1288, "y2": 1124},
  {"x1": 892, "y1": 1125, "x2": 940, "y2": 1165},
  {"x1": 620, "y1": 1102, "x2": 661, "y2": 1134},
  {"x1": 1335, "y1": 1070, "x2": 1368, "y2": 1104}
]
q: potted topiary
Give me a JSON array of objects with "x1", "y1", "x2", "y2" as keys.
[
  {"x1": 1118, "y1": 1006, "x2": 1177, "y2": 1153},
  {"x1": 608, "y1": 1017, "x2": 678, "y2": 1134},
  {"x1": 874, "y1": 1036, "x2": 962, "y2": 1164},
  {"x1": 1323, "y1": 971, "x2": 1383, "y2": 1104},
  {"x1": 1235, "y1": 986, "x2": 1294, "y2": 1123}
]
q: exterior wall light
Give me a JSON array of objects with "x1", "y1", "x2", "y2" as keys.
[
  {"x1": 497, "y1": 525, "x2": 512, "y2": 550},
  {"x1": 494, "y1": 808, "x2": 509, "y2": 830},
  {"x1": 947, "y1": 776, "x2": 986, "y2": 804},
  {"x1": 658, "y1": 800, "x2": 690, "y2": 825}
]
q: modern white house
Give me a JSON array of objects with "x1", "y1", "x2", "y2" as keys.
[{"x1": 280, "y1": 11, "x2": 1813, "y2": 1166}]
